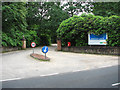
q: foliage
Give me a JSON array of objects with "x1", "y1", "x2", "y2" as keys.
[
  {"x1": 26, "y1": 2, "x2": 69, "y2": 43},
  {"x1": 2, "y1": 2, "x2": 28, "y2": 33},
  {"x1": 39, "y1": 34, "x2": 51, "y2": 46},
  {"x1": 24, "y1": 30, "x2": 40, "y2": 47},
  {"x1": 2, "y1": 2, "x2": 27, "y2": 47},
  {"x1": 57, "y1": 14, "x2": 120, "y2": 46},
  {"x1": 3, "y1": 2, "x2": 119, "y2": 48},
  {"x1": 92, "y1": 2, "x2": 120, "y2": 17},
  {"x1": 2, "y1": 2, "x2": 94, "y2": 48},
  {"x1": 62, "y1": 2, "x2": 92, "y2": 17},
  {"x1": 2, "y1": 31, "x2": 23, "y2": 47},
  {"x1": 2, "y1": 2, "x2": 56, "y2": 47}
]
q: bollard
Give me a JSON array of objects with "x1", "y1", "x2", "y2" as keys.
[{"x1": 22, "y1": 35, "x2": 26, "y2": 49}]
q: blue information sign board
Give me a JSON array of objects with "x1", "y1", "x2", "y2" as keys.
[
  {"x1": 42, "y1": 46, "x2": 48, "y2": 53},
  {"x1": 90, "y1": 33, "x2": 107, "y2": 40},
  {"x1": 88, "y1": 33, "x2": 107, "y2": 45}
]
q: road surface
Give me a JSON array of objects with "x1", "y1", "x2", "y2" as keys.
[
  {"x1": 2, "y1": 65, "x2": 118, "y2": 88},
  {"x1": 1, "y1": 45, "x2": 119, "y2": 88}
]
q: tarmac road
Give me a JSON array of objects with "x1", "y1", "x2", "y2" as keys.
[
  {"x1": 2, "y1": 65, "x2": 119, "y2": 88},
  {"x1": 1, "y1": 44, "x2": 118, "y2": 85}
]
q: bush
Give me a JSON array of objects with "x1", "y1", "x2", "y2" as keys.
[
  {"x1": 2, "y1": 29, "x2": 52, "y2": 47},
  {"x1": 39, "y1": 34, "x2": 51, "y2": 46},
  {"x1": 57, "y1": 13, "x2": 120, "y2": 46},
  {"x1": 24, "y1": 30, "x2": 40, "y2": 47},
  {"x1": 2, "y1": 30, "x2": 23, "y2": 47}
]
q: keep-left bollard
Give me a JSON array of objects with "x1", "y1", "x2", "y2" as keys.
[{"x1": 22, "y1": 35, "x2": 26, "y2": 49}]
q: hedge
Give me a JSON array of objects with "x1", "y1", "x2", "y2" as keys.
[
  {"x1": 2, "y1": 30, "x2": 51, "y2": 48},
  {"x1": 57, "y1": 13, "x2": 120, "y2": 47}
]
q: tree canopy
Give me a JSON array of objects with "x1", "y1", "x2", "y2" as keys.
[
  {"x1": 2, "y1": 2, "x2": 28, "y2": 47},
  {"x1": 92, "y1": 2, "x2": 120, "y2": 17},
  {"x1": 62, "y1": 2, "x2": 92, "y2": 17},
  {"x1": 2, "y1": 2, "x2": 120, "y2": 47}
]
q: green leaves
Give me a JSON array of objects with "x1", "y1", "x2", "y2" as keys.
[
  {"x1": 2, "y1": 2, "x2": 120, "y2": 47},
  {"x1": 2, "y1": 2, "x2": 28, "y2": 33},
  {"x1": 2, "y1": 2, "x2": 27, "y2": 47},
  {"x1": 92, "y1": 2, "x2": 120, "y2": 17},
  {"x1": 62, "y1": 2, "x2": 92, "y2": 17},
  {"x1": 57, "y1": 14, "x2": 120, "y2": 47},
  {"x1": 26, "y1": 2, "x2": 69, "y2": 43}
]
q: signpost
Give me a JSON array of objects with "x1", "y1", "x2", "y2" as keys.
[
  {"x1": 88, "y1": 33, "x2": 108, "y2": 45},
  {"x1": 42, "y1": 46, "x2": 48, "y2": 59},
  {"x1": 31, "y1": 42, "x2": 36, "y2": 54}
]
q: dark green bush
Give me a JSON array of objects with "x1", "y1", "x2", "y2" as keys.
[
  {"x1": 57, "y1": 13, "x2": 120, "y2": 46},
  {"x1": 39, "y1": 34, "x2": 51, "y2": 46},
  {"x1": 24, "y1": 30, "x2": 40, "y2": 47},
  {"x1": 2, "y1": 30, "x2": 23, "y2": 47}
]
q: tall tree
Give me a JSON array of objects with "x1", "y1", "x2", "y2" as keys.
[
  {"x1": 92, "y1": 2, "x2": 120, "y2": 17},
  {"x1": 2, "y1": 2, "x2": 27, "y2": 33},
  {"x1": 2, "y1": 2, "x2": 28, "y2": 47},
  {"x1": 62, "y1": 2, "x2": 92, "y2": 17},
  {"x1": 26, "y1": 2, "x2": 69, "y2": 43}
]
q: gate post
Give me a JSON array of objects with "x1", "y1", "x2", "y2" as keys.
[
  {"x1": 57, "y1": 38, "x2": 61, "y2": 51},
  {"x1": 22, "y1": 35, "x2": 26, "y2": 49}
]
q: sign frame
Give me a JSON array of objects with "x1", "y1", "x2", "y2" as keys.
[
  {"x1": 42, "y1": 46, "x2": 48, "y2": 59},
  {"x1": 42, "y1": 46, "x2": 48, "y2": 53},
  {"x1": 88, "y1": 33, "x2": 108, "y2": 45},
  {"x1": 31, "y1": 42, "x2": 36, "y2": 48},
  {"x1": 31, "y1": 42, "x2": 36, "y2": 54}
]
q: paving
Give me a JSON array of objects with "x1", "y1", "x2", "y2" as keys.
[{"x1": 1, "y1": 44, "x2": 118, "y2": 80}]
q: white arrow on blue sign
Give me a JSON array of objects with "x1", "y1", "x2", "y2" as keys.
[{"x1": 42, "y1": 46, "x2": 48, "y2": 53}]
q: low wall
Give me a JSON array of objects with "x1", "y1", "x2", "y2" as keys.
[
  {"x1": 61, "y1": 46, "x2": 120, "y2": 55},
  {"x1": 1, "y1": 47, "x2": 20, "y2": 53}
]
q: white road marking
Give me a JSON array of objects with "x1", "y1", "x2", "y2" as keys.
[
  {"x1": 40, "y1": 73, "x2": 59, "y2": 77},
  {"x1": 0, "y1": 78, "x2": 21, "y2": 82},
  {"x1": 112, "y1": 82, "x2": 120, "y2": 86},
  {"x1": 1, "y1": 73, "x2": 59, "y2": 82},
  {"x1": 72, "y1": 70, "x2": 82, "y2": 72}
]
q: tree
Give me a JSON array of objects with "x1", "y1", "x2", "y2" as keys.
[
  {"x1": 62, "y1": 2, "x2": 92, "y2": 17},
  {"x1": 2, "y1": 2, "x2": 27, "y2": 33},
  {"x1": 2, "y1": 2, "x2": 28, "y2": 47},
  {"x1": 26, "y1": 2, "x2": 69, "y2": 43},
  {"x1": 92, "y1": 2, "x2": 120, "y2": 17}
]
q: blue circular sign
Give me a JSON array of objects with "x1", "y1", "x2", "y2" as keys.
[{"x1": 42, "y1": 46, "x2": 48, "y2": 53}]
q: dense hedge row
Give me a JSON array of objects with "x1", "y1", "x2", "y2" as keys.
[
  {"x1": 2, "y1": 30, "x2": 51, "y2": 47},
  {"x1": 57, "y1": 13, "x2": 120, "y2": 46}
]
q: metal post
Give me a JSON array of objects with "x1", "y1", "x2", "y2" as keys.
[
  {"x1": 33, "y1": 48, "x2": 34, "y2": 54},
  {"x1": 45, "y1": 53, "x2": 46, "y2": 59}
]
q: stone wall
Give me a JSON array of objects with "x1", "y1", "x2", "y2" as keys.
[
  {"x1": 62, "y1": 46, "x2": 120, "y2": 55},
  {"x1": 1, "y1": 47, "x2": 20, "y2": 53}
]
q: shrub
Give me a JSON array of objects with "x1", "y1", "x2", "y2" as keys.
[
  {"x1": 57, "y1": 13, "x2": 120, "y2": 46},
  {"x1": 39, "y1": 34, "x2": 51, "y2": 46}
]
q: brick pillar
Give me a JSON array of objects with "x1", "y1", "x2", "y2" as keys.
[
  {"x1": 22, "y1": 35, "x2": 26, "y2": 49},
  {"x1": 57, "y1": 39, "x2": 61, "y2": 51}
]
